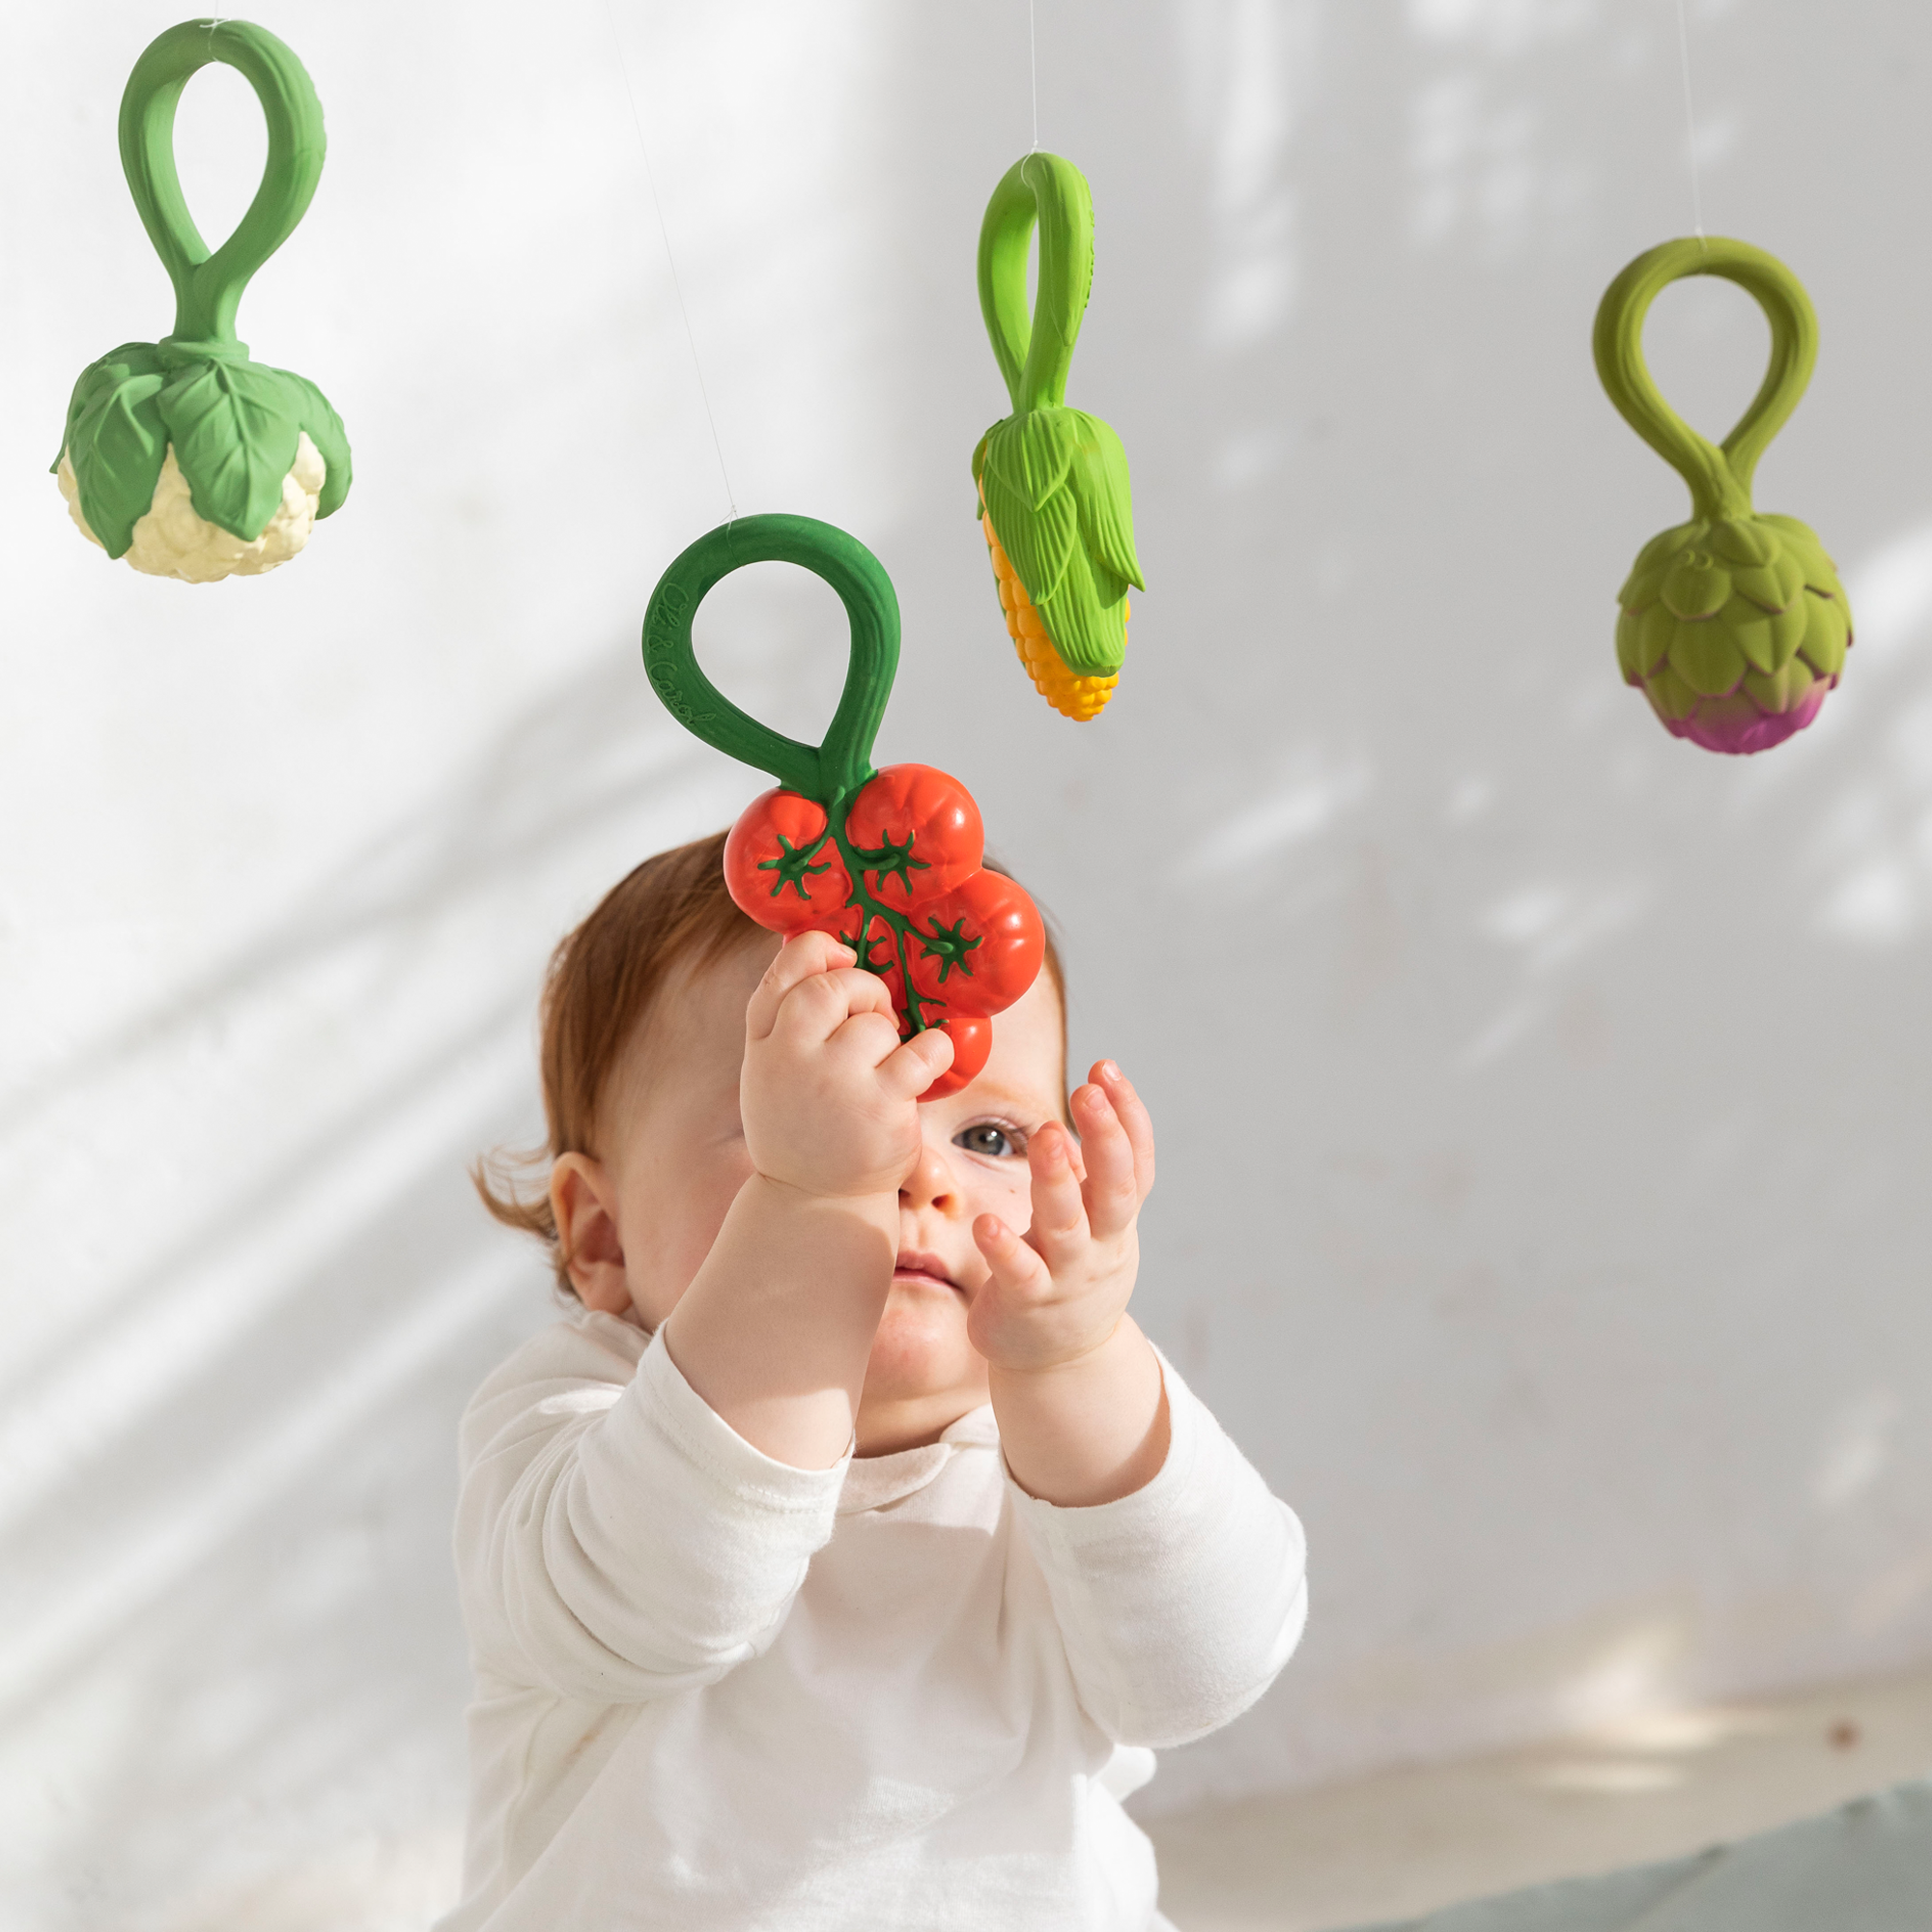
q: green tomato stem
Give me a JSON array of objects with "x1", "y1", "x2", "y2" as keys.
[{"x1": 643, "y1": 515, "x2": 899, "y2": 803}]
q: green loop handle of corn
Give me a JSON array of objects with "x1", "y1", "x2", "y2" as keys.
[
  {"x1": 50, "y1": 18, "x2": 352, "y2": 572},
  {"x1": 642, "y1": 515, "x2": 899, "y2": 808},
  {"x1": 978, "y1": 154, "x2": 1094, "y2": 417},
  {"x1": 1593, "y1": 237, "x2": 1851, "y2": 756},
  {"x1": 972, "y1": 153, "x2": 1144, "y2": 718}
]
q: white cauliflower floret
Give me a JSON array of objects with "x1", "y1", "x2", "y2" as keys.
[{"x1": 57, "y1": 434, "x2": 327, "y2": 584}]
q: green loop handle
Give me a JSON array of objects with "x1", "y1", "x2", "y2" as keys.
[
  {"x1": 1593, "y1": 237, "x2": 1818, "y2": 525},
  {"x1": 642, "y1": 515, "x2": 900, "y2": 807},
  {"x1": 118, "y1": 18, "x2": 327, "y2": 349},
  {"x1": 978, "y1": 153, "x2": 1094, "y2": 415}
]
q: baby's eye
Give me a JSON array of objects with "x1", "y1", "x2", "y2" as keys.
[{"x1": 954, "y1": 1122, "x2": 1025, "y2": 1160}]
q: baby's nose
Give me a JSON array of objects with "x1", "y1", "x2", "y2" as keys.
[{"x1": 899, "y1": 1142, "x2": 959, "y2": 1212}]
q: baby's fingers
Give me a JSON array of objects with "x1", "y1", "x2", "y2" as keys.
[
  {"x1": 771, "y1": 964, "x2": 896, "y2": 1053},
  {"x1": 1024, "y1": 1122, "x2": 1090, "y2": 1269},
  {"x1": 973, "y1": 1211, "x2": 1051, "y2": 1299},
  {"x1": 876, "y1": 1026, "x2": 952, "y2": 1101},
  {"x1": 745, "y1": 931, "x2": 854, "y2": 1040},
  {"x1": 1069, "y1": 1082, "x2": 1141, "y2": 1240},
  {"x1": 1091, "y1": 1061, "x2": 1156, "y2": 1201}
]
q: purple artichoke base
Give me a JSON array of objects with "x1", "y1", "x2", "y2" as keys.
[{"x1": 1651, "y1": 678, "x2": 1833, "y2": 755}]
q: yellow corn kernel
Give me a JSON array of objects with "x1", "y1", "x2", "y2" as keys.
[{"x1": 980, "y1": 510, "x2": 1121, "y2": 723}]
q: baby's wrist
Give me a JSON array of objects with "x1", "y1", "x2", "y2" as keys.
[
  {"x1": 741, "y1": 1169, "x2": 898, "y2": 1228},
  {"x1": 753, "y1": 1159, "x2": 904, "y2": 1206},
  {"x1": 984, "y1": 1309, "x2": 1132, "y2": 1384}
]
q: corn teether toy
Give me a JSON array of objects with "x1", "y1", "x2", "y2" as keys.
[
  {"x1": 52, "y1": 18, "x2": 351, "y2": 583},
  {"x1": 1594, "y1": 238, "x2": 1851, "y2": 754},
  {"x1": 646, "y1": 516, "x2": 1045, "y2": 1100},
  {"x1": 973, "y1": 154, "x2": 1144, "y2": 723}
]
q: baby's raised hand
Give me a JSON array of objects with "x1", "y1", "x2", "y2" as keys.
[
  {"x1": 968, "y1": 1063, "x2": 1156, "y2": 1373},
  {"x1": 741, "y1": 930, "x2": 953, "y2": 1200}
]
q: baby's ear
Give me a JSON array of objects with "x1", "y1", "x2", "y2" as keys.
[{"x1": 550, "y1": 1154, "x2": 630, "y2": 1314}]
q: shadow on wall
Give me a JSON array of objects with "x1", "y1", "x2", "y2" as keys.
[{"x1": 0, "y1": 649, "x2": 741, "y2": 1929}]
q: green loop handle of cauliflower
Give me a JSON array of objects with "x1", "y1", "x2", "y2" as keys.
[
  {"x1": 50, "y1": 19, "x2": 351, "y2": 571},
  {"x1": 1593, "y1": 238, "x2": 1851, "y2": 755}
]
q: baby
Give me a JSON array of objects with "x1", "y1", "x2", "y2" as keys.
[{"x1": 439, "y1": 833, "x2": 1307, "y2": 1930}]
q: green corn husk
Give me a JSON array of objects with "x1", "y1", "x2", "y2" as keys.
[{"x1": 974, "y1": 153, "x2": 1144, "y2": 686}]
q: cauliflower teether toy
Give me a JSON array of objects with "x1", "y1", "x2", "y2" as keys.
[
  {"x1": 52, "y1": 18, "x2": 351, "y2": 583},
  {"x1": 1594, "y1": 238, "x2": 1850, "y2": 753},
  {"x1": 973, "y1": 154, "x2": 1144, "y2": 723},
  {"x1": 646, "y1": 516, "x2": 1046, "y2": 1099}
]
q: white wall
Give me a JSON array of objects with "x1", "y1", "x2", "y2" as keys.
[{"x1": 6, "y1": 1, "x2": 1932, "y2": 1924}]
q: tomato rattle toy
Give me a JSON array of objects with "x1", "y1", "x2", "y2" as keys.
[
  {"x1": 1594, "y1": 238, "x2": 1851, "y2": 753},
  {"x1": 973, "y1": 153, "x2": 1144, "y2": 723},
  {"x1": 52, "y1": 19, "x2": 352, "y2": 583},
  {"x1": 644, "y1": 515, "x2": 1045, "y2": 1100}
]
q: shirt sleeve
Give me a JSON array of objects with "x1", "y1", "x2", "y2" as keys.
[
  {"x1": 453, "y1": 1316, "x2": 849, "y2": 1704},
  {"x1": 1007, "y1": 1349, "x2": 1308, "y2": 1749}
]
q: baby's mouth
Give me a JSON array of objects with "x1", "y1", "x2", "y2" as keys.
[{"x1": 894, "y1": 1250, "x2": 960, "y2": 1293}]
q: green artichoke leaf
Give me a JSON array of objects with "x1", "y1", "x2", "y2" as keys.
[
  {"x1": 1615, "y1": 609, "x2": 1646, "y2": 683},
  {"x1": 1758, "y1": 513, "x2": 1836, "y2": 574},
  {"x1": 1727, "y1": 607, "x2": 1782, "y2": 677},
  {"x1": 1633, "y1": 601, "x2": 1675, "y2": 677},
  {"x1": 1729, "y1": 552, "x2": 1804, "y2": 612},
  {"x1": 1643, "y1": 662, "x2": 1703, "y2": 724},
  {"x1": 156, "y1": 356, "x2": 306, "y2": 542},
  {"x1": 1662, "y1": 556, "x2": 1731, "y2": 620},
  {"x1": 1668, "y1": 619, "x2": 1747, "y2": 698},
  {"x1": 1708, "y1": 517, "x2": 1777, "y2": 567},
  {"x1": 1764, "y1": 597, "x2": 1809, "y2": 670},
  {"x1": 271, "y1": 364, "x2": 354, "y2": 518},
  {"x1": 1618, "y1": 521, "x2": 1697, "y2": 610},
  {"x1": 70, "y1": 371, "x2": 170, "y2": 558},
  {"x1": 1798, "y1": 590, "x2": 1850, "y2": 678}
]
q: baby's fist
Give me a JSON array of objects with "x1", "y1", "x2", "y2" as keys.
[{"x1": 741, "y1": 931, "x2": 953, "y2": 1200}]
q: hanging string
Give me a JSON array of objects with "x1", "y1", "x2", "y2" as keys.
[
  {"x1": 604, "y1": 1, "x2": 739, "y2": 520},
  {"x1": 1672, "y1": 0, "x2": 1708, "y2": 246},
  {"x1": 1029, "y1": 0, "x2": 1039, "y2": 152}
]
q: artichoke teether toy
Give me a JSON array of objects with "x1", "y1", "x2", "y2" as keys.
[
  {"x1": 973, "y1": 154, "x2": 1144, "y2": 723},
  {"x1": 52, "y1": 19, "x2": 351, "y2": 583},
  {"x1": 645, "y1": 516, "x2": 1046, "y2": 1100},
  {"x1": 1594, "y1": 238, "x2": 1850, "y2": 754}
]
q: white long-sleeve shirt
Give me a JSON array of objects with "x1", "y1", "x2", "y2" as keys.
[{"x1": 438, "y1": 1308, "x2": 1307, "y2": 1931}]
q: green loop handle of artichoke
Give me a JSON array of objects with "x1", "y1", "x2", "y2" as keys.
[
  {"x1": 978, "y1": 153, "x2": 1095, "y2": 417},
  {"x1": 642, "y1": 515, "x2": 901, "y2": 807},
  {"x1": 119, "y1": 18, "x2": 327, "y2": 348},
  {"x1": 1593, "y1": 237, "x2": 1819, "y2": 526}
]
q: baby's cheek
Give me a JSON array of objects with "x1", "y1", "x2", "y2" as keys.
[{"x1": 986, "y1": 1163, "x2": 1037, "y2": 1234}]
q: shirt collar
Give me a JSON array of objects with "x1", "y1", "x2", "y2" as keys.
[{"x1": 836, "y1": 1403, "x2": 998, "y2": 1514}]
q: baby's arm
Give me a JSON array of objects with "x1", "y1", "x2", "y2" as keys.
[
  {"x1": 662, "y1": 929, "x2": 952, "y2": 1470},
  {"x1": 971, "y1": 1065, "x2": 1169, "y2": 1507},
  {"x1": 976, "y1": 1066, "x2": 1307, "y2": 1742}
]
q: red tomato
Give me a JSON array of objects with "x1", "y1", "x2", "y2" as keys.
[
  {"x1": 842, "y1": 765, "x2": 983, "y2": 909},
  {"x1": 920, "y1": 1015, "x2": 992, "y2": 1099},
  {"x1": 903, "y1": 870, "x2": 1045, "y2": 1019},
  {"x1": 724, "y1": 788, "x2": 853, "y2": 934}
]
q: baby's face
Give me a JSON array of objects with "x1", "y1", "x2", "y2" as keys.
[{"x1": 603, "y1": 932, "x2": 1068, "y2": 1450}]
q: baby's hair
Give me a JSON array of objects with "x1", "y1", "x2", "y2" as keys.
[{"x1": 474, "y1": 830, "x2": 1067, "y2": 1297}]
